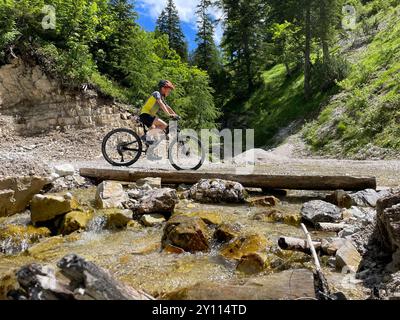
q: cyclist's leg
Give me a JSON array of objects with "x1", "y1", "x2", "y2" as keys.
[{"x1": 152, "y1": 118, "x2": 168, "y2": 131}]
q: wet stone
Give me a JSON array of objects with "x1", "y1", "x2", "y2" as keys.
[
  {"x1": 162, "y1": 215, "x2": 211, "y2": 253},
  {"x1": 301, "y1": 200, "x2": 341, "y2": 226},
  {"x1": 189, "y1": 179, "x2": 247, "y2": 204}
]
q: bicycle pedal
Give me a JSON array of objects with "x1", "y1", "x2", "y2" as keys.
[{"x1": 141, "y1": 135, "x2": 155, "y2": 145}]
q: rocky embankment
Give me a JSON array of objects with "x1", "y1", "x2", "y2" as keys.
[
  {"x1": 1, "y1": 165, "x2": 400, "y2": 300},
  {"x1": 0, "y1": 58, "x2": 142, "y2": 178}
]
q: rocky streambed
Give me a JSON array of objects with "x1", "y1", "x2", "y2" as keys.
[{"x1": 0, "y1": 170, "x2": 400, "y2": 300}]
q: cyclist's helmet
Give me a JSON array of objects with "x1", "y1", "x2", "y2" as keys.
[{"x1": 158, "y1": 80, "x2": 175, "y2": 90}]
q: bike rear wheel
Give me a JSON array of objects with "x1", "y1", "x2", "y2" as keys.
[
  {"x1": 168, "y1": 135, "x2": 205, "y2": 171},
  {"x1": 102, "y1": 128, "x2": 142, "y2": 167}
]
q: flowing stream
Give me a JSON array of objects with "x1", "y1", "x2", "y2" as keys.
[{"x1": 0, "y1": 187, "x2": 369, "y2": 299}]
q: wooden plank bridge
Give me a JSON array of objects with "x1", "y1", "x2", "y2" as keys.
[{"x1": 79, "y1": 167, "x2": 377, "y2": 191}]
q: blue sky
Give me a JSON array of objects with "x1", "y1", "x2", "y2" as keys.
[{"x1": 133, "y1": 0, "x2": 223, "y2": 52}]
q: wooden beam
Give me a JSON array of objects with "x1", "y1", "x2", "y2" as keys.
[{"x1": 79, "y1": 168, "x2": 376, "y2": 191}]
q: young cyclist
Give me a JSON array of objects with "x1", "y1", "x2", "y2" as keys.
[{"x1": 139, "y1": 80, "x2": 180, "y2": 131}]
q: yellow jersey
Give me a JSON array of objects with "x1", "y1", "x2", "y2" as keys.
[{"x1": 141, "y1": 91, "x2": 162, "y2": 116}]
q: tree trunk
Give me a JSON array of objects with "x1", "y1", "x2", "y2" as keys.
[
  {"x1": 243, "y1": 36, "x2": 253, "y2": 95},
  {"x1": 320, "y1": 0, "x2": 330, "y2": 65},
  {"x1": 304, "y1": 2, "x2": 312, "y2": 100},
  {"x1": 285, "y1": 62, "x2": 291, "y2": 77}
]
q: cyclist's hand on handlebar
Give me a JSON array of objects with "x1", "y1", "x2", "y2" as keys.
[{"x1": 171, "y1": 115, "x2": 181, "y2": 121}]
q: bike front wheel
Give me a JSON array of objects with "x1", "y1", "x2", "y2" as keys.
[
  {"x1": 168, "y1": 135, "x2": 205, "y2": 171},
  {"x1": 102, "y1": 128, "x2": 143, "y2": 167}
]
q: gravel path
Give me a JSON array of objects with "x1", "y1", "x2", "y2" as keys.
[{"x1": 1, "y1": 129, "x2": 399, "y2": 188}]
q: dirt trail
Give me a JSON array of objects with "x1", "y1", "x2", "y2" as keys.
[{"x1": 1, "y1": 129, "x2": 399, "y2": 188}]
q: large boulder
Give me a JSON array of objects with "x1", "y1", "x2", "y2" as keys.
[
  {"x1": 0, "y1": 176, "x2": 49, "y2": 217},
  {"x1": 376, "y1": 193, "x2": 400, "y2": 258},
  {"x1": 220, "y1": 234, "x2": 269, "y2": 260},
  {"x1": 301, "y1": 200, "x2": 341, "y2": 226},
  {"x1": 134, "y1": 188, "x2": 179, "y2": 215},
  {"x1": 95, "y1": 181, "x2": 128, "y2": 209},
  {"x1": 30, "y1": 193, "x2": 79, "y2": 223},
  {"x1": 189, "y1": 179, "x2": 247, "y2": 204},
  {"x1": 350, "y1": 189, "x2": 391, "y2": 208},
  {"x1": 162, "y1": 215, "x2": 211, "y2": 253}
]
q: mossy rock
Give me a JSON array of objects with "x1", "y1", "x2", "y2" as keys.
[
  {"x1": 176, "y1": 211, "x2": 222, "y2": 226},
  {"x1": 0, "y1": 269, "x2": 19, "y2": 300},
  {"x1": 237, "y1": 252, "x2": 269, "y2": 274},
  {"x1": 220, "y1": 234, "x2": 271, "y2": 260},
  {"x1": 59, "y1": 210, "x2": 94, "y2": 235},
  {"x1": 162, "y1": 215, "x2": 211, "y2": 253},
  {"x1": 26, "y1": 236, "x2": 66, "y2": 261},
  {"x1": 214, "y1": 223, "x2": 241, "y2": 243},
  {"x1": 247, "y1": 196, "x2": 281, "y2": 207},
  {"x1": 253, "y1": 209, "x2": 301, "y2": 226},
  {"x1": 0, "y1": 224, "x2": 51, "y2": 254},
  {"x1": 99, "y1": 209, "x2": 133, "y2": 230},
  {"x1": 30, "y1": 193, "x2": 80, "y2": 224}
]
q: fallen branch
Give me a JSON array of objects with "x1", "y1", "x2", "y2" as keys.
[
  {"x1": 301, "y1": 223, "x2": 331, "y2": 300},
  {"x1": 278, "y1": 236, "x2": 322, "y2": 255}
]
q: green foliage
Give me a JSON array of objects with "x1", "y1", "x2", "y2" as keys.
[
  {"x1": 303, "y1": 2, "x2": 400, "y2": 156},
  {"x1": 312, "y1": 55, "x2": 350, "y2": 91},
  {"x1": 270, "y1": 21, "x2": 302, "y2": 76},
  {"x1": 0, "y1": 0, "x2": 220, "y2": 129},
  {"x1": 192, "y1": 0, "x2": 221, "y2": 80},
  {"x1": 155, "y1": 0, "x2": 188, "y2": 62},
  {"x1": 219, "y1": 0, "x2": 271, "y2": 96}
]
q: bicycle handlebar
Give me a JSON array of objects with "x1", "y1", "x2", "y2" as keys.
[{"x1": 171, "y1": 115, "x2": 181, "y2": 121}]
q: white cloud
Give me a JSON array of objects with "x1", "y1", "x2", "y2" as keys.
[{"x1": 137, "y1": 0, "x2": 224, "y2": 44}]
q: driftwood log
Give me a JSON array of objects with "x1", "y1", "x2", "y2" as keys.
[
  {"x1": 7, "y1": 254, "x2": 154, "y2": 300},
  {"x1": 278, "y1": 236, "x2": 322, "y2": 255},
  {"x1": 79, "y1": 168, "x2": 376, "y2": 191},
  {"x1": 316, "y1": 223, "x2": 346, "y2": 233}
]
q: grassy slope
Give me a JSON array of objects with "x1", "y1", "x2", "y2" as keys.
[
  {"x1": 245, "y1": 65, "x2": 334, "y2": 147},
  {"x1": 244, "y1": 2, "x2": 399, "y2": 159},
  {"x1": 303, "y1": 4, "x2": 400, "y2": 158}
]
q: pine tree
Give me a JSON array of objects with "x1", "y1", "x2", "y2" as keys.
[
  {"x1": 193, "y1": 0, "x2": 220, "y2": 77},
  {"x1": 155, "y1": 0, "x2": 188, "y2": 61},
  {"x1": 93, "y1": 0, "x2": 137, "y2": 81},
  {"x1": 220, "y1": 0, "x2": 269, "y2": 96}
]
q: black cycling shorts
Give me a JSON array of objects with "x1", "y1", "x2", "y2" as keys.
[{"x1": 139, "y1": 113, "x2": 156, "y2": 128}]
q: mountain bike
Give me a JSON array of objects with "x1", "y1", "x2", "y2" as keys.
[{"x1": 101, "y1": 115, "x2": 205, "y2": 171}]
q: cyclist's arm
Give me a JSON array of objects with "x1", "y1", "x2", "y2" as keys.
[{"x1": 157, "y1": 99, "x2": 177, "y2": 117}]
